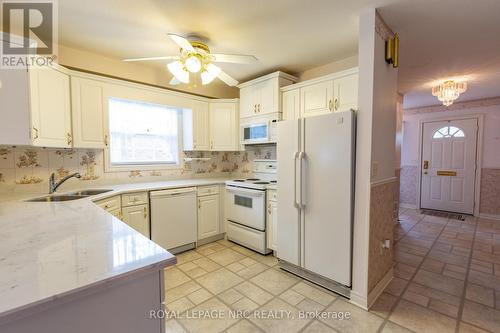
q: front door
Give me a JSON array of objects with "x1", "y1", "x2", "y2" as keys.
[{"x1": 420, "y1": 119, "x2": 478, "y2": 214}]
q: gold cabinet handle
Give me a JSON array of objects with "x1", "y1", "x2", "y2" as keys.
[
  {"x1": 334, "y1": 98, "x2": 339, "y2": 111},
  {"x1": 67, "y1": 133, "x2": 72, "y2": 145},
  {"x1": 328, "y1": 100, "x2": 333, "y2": 111},
  {"x1": 118, "y1": 212, "x2": 123, "y2": 220},
  {"x1": 143, "y1": 206, "x2": 148, "y2": 218},
  {"x1": 104, "y1": 204, "x2": 110, "y2": 209},
  {"x1": 104, "y1": 134, "x2": 108, "y2": 146},
  {"x1": 210, "y1": 141, "x2": 214, "y2": 150},
  {"x1": 254, "y1": 104, "x2": 257, "y2": 113},
  {"x1": 33, "y1": 127, "x2": 39, "y2": 140},
  {"x1": 258, "y1": 104, "x2": 261, "y2": 113},
  {"x1": 268, "y1": 203, "x2": 271, "y2": 215},
  {"x1": 198, "y1": 199, "x2": 201, "y2": 209}
]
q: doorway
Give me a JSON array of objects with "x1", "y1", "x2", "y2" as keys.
[{"x1": 420, "y1": 118, "x2": 478, "y2": 214}]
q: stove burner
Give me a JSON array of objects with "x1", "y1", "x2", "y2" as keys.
[
  {"x1": 246, "y1": 178, "x2": 260, "y2": 181},
  {"x1": 254, "y1": 181, "x2": 270, "y2": 184}
]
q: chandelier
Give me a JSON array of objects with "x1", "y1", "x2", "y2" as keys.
[{"x1": 432, "y1": 80, "x2": 467, "y2": 106}]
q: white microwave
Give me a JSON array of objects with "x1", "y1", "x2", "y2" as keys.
[{"x1": 241, "y1": 119, "x2": 278, "y2": 145}]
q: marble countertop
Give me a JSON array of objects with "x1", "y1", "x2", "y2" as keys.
[{"x1": 0, "y1": 178, "x2": 228, "y2": 323}]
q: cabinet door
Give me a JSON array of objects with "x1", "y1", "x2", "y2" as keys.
[
  {"x1": 239, "y1": 86, "x2": 256, "y2": 118},
  {"x1": 333, "y1": 74, "x2": 358, "y2": 112},
  {"x1": 209, "y1": 102, "x2": 238, "y2": 151},
  {"x1": 108, "y1": 208, "x2": 122, "y2": 220},
  {"x1": 71, "y1": 77, "x2": 106, "y2": 148},
  {"x1": 29, "y1": 66, "x2": 72, "y2": 147},
  {"x1": 282, "y1": 89, "x2": 300, "y2": 120},
  {"x1": 122, "y1": 204, "x2": 150, "y2": 238},
  {"x1": 193, "y1": 101, "x2": 210, "y2": 150},
  {"x1": 198, "y1": 194, "x2": 220, "y2": 240},
  {"x1": 300, "y1": 80, "x2": 333, "y2": 118},
  {"x1": 256, "y1": 78, "x2": 277, "y2": 115}
]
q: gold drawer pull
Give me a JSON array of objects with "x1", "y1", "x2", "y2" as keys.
[{"x1": 437, "y1": 170, "x2": 457, "y2": 176}]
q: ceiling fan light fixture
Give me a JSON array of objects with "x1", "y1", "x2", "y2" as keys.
[
  {"x1": 167, "y1": 61, "x2": 189, "y2": 84},
  {"x1": 201, "y1": 63, "x2": 222, "y2": 85},
  {"x1": 184, "y1": 55, "x2": 202, "y2": 73}
]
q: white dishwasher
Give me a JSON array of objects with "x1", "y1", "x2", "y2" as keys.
[{"x1": 150, "y1": 187, "x2": 197, "y2": 254}]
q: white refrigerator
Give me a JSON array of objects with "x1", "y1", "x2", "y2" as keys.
[{"x1": 277, "y1": 111, "x2": 355, "y2": 289}]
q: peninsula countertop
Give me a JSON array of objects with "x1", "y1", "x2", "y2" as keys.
[{"x1": 0, "y1": 177, "x2": 229, "y2": 323}]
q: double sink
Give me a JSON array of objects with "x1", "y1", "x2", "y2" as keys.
[{"x1": 26, "y1": 189, "x2": 113, "y2": 202}]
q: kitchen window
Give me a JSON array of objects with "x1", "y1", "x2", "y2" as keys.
[{"x1": 107, "y1": 97, "x2": 182, "y2": 169}]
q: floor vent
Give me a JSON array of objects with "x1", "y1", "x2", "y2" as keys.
[{"x1": 420, "y1": 209, "x2": 466, "y2": 221}]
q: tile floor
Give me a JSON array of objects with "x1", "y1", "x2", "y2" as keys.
[{"x1": 164, "y1": 209, "x2": 500, "y2": 333}]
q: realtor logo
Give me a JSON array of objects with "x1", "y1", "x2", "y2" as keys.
[{"x1": 1, "y1": 0, "x2": 58, "y2": 68}]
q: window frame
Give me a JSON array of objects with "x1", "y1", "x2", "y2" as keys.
[{"x1": 104, "y1": 96, "x2": 185, "y2": 173}]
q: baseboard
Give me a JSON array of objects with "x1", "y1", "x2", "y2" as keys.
[
  {"x1": 479, "y1": 213, "x2": 500, "y2": 221},
  {"x1": 367, "y1": 268, "x2": 393, "y2": 309},
  {"x1": 400, "y1": 203, "x2": 418, "y2": 209},
  {"x1": 197, "y1": 233, "x2": 225, "y2": 246},
  {"x1": 349, "y1": 291, "x2": 368, "y2": 310}
]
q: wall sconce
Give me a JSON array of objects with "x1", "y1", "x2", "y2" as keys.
[{"x1": 385, "y1": 33, "x2": 399, "y2": 68}]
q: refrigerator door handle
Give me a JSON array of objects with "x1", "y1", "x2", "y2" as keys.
[
  {"x1": 293, "y1": 151, "x2": 300, "y2": 208},
  {"x1": 297, "y1": 151, "x2": 305, "y2": 208}
]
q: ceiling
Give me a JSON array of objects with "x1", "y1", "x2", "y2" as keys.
[
  {"x1": 58, "y1": 0, "x2": 395, "y2": 84},
  {"x1": 380, "y1": 0, "x2": 500, "y2": 108}
]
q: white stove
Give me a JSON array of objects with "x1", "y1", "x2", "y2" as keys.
[{"x1": 225, "y1": 160, "x2": 276, "y2": 254}]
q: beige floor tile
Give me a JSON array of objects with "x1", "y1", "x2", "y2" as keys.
[
  {"x1": 302, "y1": 320, "x2": 337, "y2": 332},
  {"x1": 236, "y1": 262, "x2": 269, "y2": 279},
  {"x1": 218, "y1": 288, "x2": 244, "y2": 305},
  {"x1": 232, "y1": 245, "x2": 258, "y2": 256},
  {"x1": 167, "y1": 280, "x2": 202, "y2": 303},
  {"x1": 384, "y1": 277, "x2": 408, "y2": 297},
  {"x1": 226, "y1": 319, "x2": 263, "y2": 333},
  {"x1": 406, "y1": 282, "x2": 461, "y2": 307},
  {"x1": 176, "y1": 251, "x2": 203, "y2": 264},
  {"x1": 280, "y1": 289, "x2": 306, "y2": 306},
  {"x1": 233, "y1": 281, "x2": 274, "y2": 305},
  {"x1": 413, "y1": 268, "x2": 464, "y2": 296},
  {"x1": 195, "y1": 268, "x2": 243, "y2": 294},
  {"x1": 251, "y1": 253, "x2": 278, "y2": 266},
  {"x1": 250, "y1": 268, "x2": 299, "y2": 295},
  {"x1": 320, "y1": 299, "x2": 383, "y2": 333},
  {"x1": 177, "y1": 262, "x2": 198, "y2": 272},
  {"x1": 216, "y1": 239, "x2": 236, "y2": 248},
  {"x1": 167, "y1": 297, "x2": 195, "y2": 313},
  {"x1": 428, "y1": 299, "x2": 459, "y2": 318},
  {"x1": 183, "y1": 266, "x2": 208, "y2": 279},
  {"x1": 178, "y1": 297, "x2": 238, "y2": 333},
  {"x1": 462, "y1": 300, "x2": 500, "y2": 332},
  {"x1": 370, "y1": 292, "x2": 398, "y2": 318},
  {"x1": 296, "y1": 298, "x2": 325, "y2": 312},
  {"x1": 165, "y1": 267, "x2": 191, "y2": 290},
  {"x1": 226, "y1": 261, "x2": 246, "y2": 273},
  {"x1": 292, "y1": 282, "x2": 337, "y2": 306},
  {"x1": 250, "y1": 298, "x2": 311, "y2": 333},
  {"x1": 196, "y1": 242, "x2": 227, "y2": 256},
  {"x1": 165, "y1": 318, "x2": 187, "y2": 333},
  {"x1": 187, "y1": 288, "x2": 213, "y2": 305},
  {"x1": 466, "y1": 283, "x2": 495, "y2": 307},
  {"x1": 381, "y1": 321, "x2": 414, "y2": 333},
  {"x1": 458, "y1": 322, "x2": 491, "y2": 333},
  {"x1": 240, "y1": 257, "x2": 259, "y2": 267},
  {"x1": 230, "y1": 297, "x2": 260, "y2": 312},
  {"x1": 207, "y1": 248, "x2": 245, "y2": 266},
  {"x1": 192, "y1": 257, "x2": 221, "y2": 272},
  {"x1": 389, "y1": 299, "x2": 457, "y2": 333}
]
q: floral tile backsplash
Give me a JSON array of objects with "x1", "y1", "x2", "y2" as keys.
[{"x1": 0, "y1": 145, "x2": 276, "y2": 193}]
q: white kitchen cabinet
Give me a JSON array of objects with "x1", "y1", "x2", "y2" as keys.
[
  {"x1": 282, "y1": 89, "x2": 300, "y2": 120},
  {"x1": 0, "y1": 64, "x2": 72, "y2": 147},
  {"x1": 238, "y1": 72, "x2": 297, "y2": 119},
  {"x1": 209, "y1": 100, "x2": 239, "y2": 151},
  {"x1": 197, "y1": 193, "x2": 220, "y2": 240},
  {"x1": 94, "y1": 196, "x2": 122, "y2": 219},
  {"x1": 300, "y1": 80, "x2": 334, "y2": 117},
  {"x1": 108, "y1": 208, "x2": 123, "y2": 220},
  {"x1": 333, "y1": 73, "x2": 359, "y2": 112},
  {"x1": 71, "y1": 76, "x2": 107, "y2": 148},
  {"x1": 122, "y1": 204, "x2": 150, "y2": 238},
  {"x1": 183, "y1": 100, "x2": 210, "y2": 151},
  {"x1": 267, "y1": 189, "x2": 278, "y2": 251}
]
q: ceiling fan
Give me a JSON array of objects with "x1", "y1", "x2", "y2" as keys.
[{"x1": 123, "y1": 33, "x2": 258, "y2": 87}]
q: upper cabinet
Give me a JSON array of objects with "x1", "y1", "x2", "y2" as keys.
[
  {"x1": 183, "y1": 99, "x2": 210, "y2": 151},
  {"x1": 71, "y1": 76, "x2": 107, "y2": 149},
  {"x1": 281, "y1": 68, "x2": 359, "y2": 120},
  {"x1": 238, "y1": 71, "x2": 298, "y2": 119},
  {"x1": 209, "y1": 99, "x2": 239, "y2": 151},
  {"x1": 0, "y1": 64, "x2": 72, "y2": 147}
]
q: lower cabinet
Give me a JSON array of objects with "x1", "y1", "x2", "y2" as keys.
[
  {"x1": 197, "y1": 186, "x2": 220, "y2": 240},
  {"x1": 122, "y1": 204, "x2": 150, "y2": 238},
  {"x1": 267, "y1": 189, "x2": 278, "y2": 251}
]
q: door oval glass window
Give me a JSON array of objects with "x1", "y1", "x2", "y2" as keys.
[{"x1": 432, "y1": 126, "x2": 465, "y2": 139}]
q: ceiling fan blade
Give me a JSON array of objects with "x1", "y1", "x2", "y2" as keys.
[
  {"x1": 167, "y1": 33, "x2": 194, "y2": 52},
  {"x1": 211, "y1": 54, "x2": 258, "y2": 64},
  {"x1": 123, "y1": 55, "x2": 179, "y2": 62},
  {"x1": 218, "y1": 70, "x2": 239, "y2": 86},
  {"x1": 169, "y1": 77, "x2": 181, "y2": 85}
]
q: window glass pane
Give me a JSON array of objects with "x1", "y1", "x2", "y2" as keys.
[
  {"x1": 108, "y1": 98, "x2": 180, "y2": 165},
  {"x1": 432, "y1": 126, "x2": 465, "y2": 139}
]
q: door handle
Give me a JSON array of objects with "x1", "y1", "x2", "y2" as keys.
[
  {"x1": 297, "y1": 151, "x2": 305, "y2": 208},
  {"x1": 423, "y1": 160, "x2": 429, "y2": 170},
  {"x1": 293, "y1": 152, "x2": 299, "y2": 208}
]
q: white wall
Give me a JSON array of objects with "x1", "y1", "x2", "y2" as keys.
[
  {"x1": 402, "y1": 103, "x2": 500, "y2": 168},
  {"x1": 297, "y1": 55, "x2": 358, "y2": 81}
]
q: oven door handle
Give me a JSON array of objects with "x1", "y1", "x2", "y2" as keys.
[{"x1": 226, "y1": 186, "x2": 265, "y2": 196}]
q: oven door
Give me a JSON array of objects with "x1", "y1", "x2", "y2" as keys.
[
  {"x1": 226, "y1": 186, "x2": 266, "y2": 231},
  {"x1": 241, "y1": 122, "x2": 269, "y2": 144}
]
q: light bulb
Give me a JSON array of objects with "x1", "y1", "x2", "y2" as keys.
[
  {"x1": 167, "y1": 61, "x2": 189, "y2": 84},
  {"x1": 185, "y1": 56, "x2": 202, "y2": 73},
  {"x1": 201, "y1": 63, "x2": 222, "y2": 85}
]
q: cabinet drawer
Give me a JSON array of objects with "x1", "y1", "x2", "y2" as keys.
[
  {"x1": 94, "y1": 195, "x2": 121, "y2": 211},
  {"x1": 268, "y1": 189, "x2": 277, "y2": 201},
  {"x1": 121, "y1": 192, "x2": 149, "y2": 207},
  {"x1": 197, "y1": 185, "x2": 220, "y2": 197}
]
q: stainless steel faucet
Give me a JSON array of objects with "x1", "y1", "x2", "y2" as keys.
[{"x1": 49, "y1": 172, "x2": 81, "y2": 194}]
